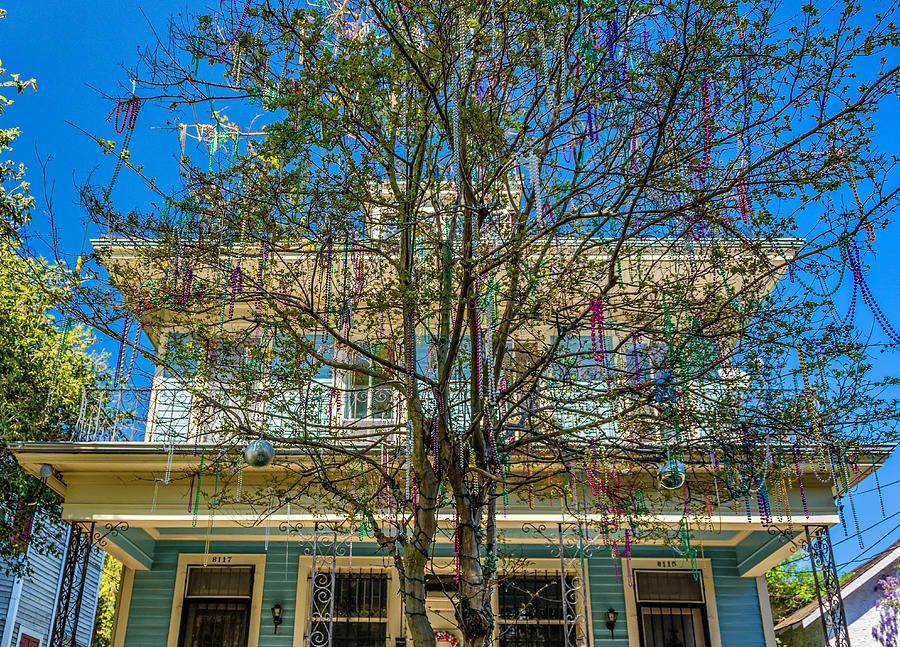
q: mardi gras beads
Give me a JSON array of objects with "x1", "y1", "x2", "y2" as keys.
[
  {"x1": 192, "y1": 448, "x2": 204, "y2": 528},
  {"x1": 103, "y1": 95, "x2": 140, "y2": 204},
  {"x1": 590, "y1": 298, "x2": 605, "y2": 365},
  {"x1": 792, "y1": 445, "x2": 809, "y2": 518},
  {"x1": 228, "y1": 267, "x2": 242, "y2": 319},
  {"x1": 204, "y1": 464, "x2": 220, "y2": 563}
]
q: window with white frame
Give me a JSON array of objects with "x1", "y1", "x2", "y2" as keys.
[
  {"x1": 633, "y1": 570, "x2": 710, "y2": 647},
  {"x1": 342, "y1": 352, "x2": 393, "y2": 422},
  {"x1": 308, "y1": 569, "x2": 389, "y2": 647},
  {"x1": 497, "y1": 570, "x2": 580, "y2": 647}
]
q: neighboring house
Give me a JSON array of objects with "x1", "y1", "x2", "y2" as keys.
[
  {"x1": 0, "y1": 515, "x2": 104, "y2": 647},
  {"x1": 7, "y1": 237, "x2": 894, "y2": 647},
  {"x1": 775, "y1": 539, "x2": 900, "y2": 647}
]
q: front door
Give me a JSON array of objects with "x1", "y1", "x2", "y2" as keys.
[
  {"x1": 177, "y1": 566, "x2": 254, "y2": 647},
  {"x1": 634, "y1": 570, "x2": 711, "y2": 647}
]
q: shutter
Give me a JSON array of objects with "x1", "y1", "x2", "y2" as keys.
[{"x1": 11, "y1": 501, "x2": 34, "y2": 551}]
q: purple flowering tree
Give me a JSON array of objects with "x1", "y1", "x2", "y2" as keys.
[{"x1": 873, "y1": 576, "x2": 900, "y2": 647}]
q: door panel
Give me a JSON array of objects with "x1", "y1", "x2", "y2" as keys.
[
  {"x1": 639, "y1": 606, "x2": 708, "y2": 647},
  {"x1": 179, "y1": 601, "x2": 250, "y2": 647}
]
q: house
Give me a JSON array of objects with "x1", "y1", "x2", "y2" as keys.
[
  {"x1": 0, "y1": 515, "x2": 104, "y2": 647},
  {"x1": 775, "y1": 540, "x2": 900, "y2": 647},
  {"x1": 7, "y1": 236, "x2": 892, "y2": 647}
]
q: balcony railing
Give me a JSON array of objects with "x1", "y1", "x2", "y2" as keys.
[{"x1": 73, "y1": 387, "x2": 152, "y2": 442}]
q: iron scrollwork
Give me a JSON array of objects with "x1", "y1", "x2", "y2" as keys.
[
  {"x1": 804, "y1": 525, "x2": 851, "y2": 647},
  {"x1": 91, "y1": 521, "x2": 130, "y2": 549},
  {"x1": 50, "y1": 522, "x2": 97, "y2": 647}
]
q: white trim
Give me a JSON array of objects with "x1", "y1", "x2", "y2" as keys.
[
  {"x1": 621, "y1": 558, "x2": 722, "y2": 647},
  {"x1": 0, "y1": 576, "x2": 24, "y2": 647},
  {"x1": 13, "y1": 626, "x2": 44, "y2": 647},
  {"x1": 493, "y1": 558, "x2": 592, "y2": 647},
  {"x1": 110, "y1": 565, "x2": 134, "y2": 647},
  {"x1": 755, "y1": 576, "x2": 777, "y2": 647},
  {"x1": 166, "y1": 553, "x2": 266, "y2": 647},
  {"x1": 293, "y1": 556, "x2": 395, "y2": 646},
  {"x1": 146, "y1": 331, "x2": 168, "y2": 442},
  {"x1": 292, "y1": 555, "x2": 591, "y2": 645},
  {"x1": 60, "y1": 511, "x2": 841, "y2": 529}
]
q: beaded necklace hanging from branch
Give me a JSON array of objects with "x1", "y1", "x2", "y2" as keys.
[
  {"x1": 204, "y1": 464, "x2": 220, "y2": 564},
  {"x1": 46, "y1": 317, "x2": 73, "y2": 407},
  {"x1": 847, "y1": 242, "x2": 900, "y2": 345},
  {"x1": 841, "y1": 154, "x2": 876, "y2": 242},
  {"x1": 103, "y1": 94, "x2": 141, "y2": 205}
]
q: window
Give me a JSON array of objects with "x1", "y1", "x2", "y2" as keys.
[
  {"x1": 497, "y1": 571, "x2": 578, "y2": 647},
  {"x1": 177, "y1": 566, "x2": 254, "y2": 647},
  {"x1": 545, "y1": 334, "x2": 613, "y2": 438},
  {"x1": 634, "y1": 570, "x2": 710, "y2": 647},
  {"x1": 197, "y1": 342, "x2": 251, "y2": 441},
  {"x1": 309, "y1": 570, "x2": 388, "y2": 647},
  {"x1": 342, "y1": 353, "x2": 393, "y2": 422}
]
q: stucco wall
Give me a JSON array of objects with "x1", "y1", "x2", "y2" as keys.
[{"x1": 845, "y1": 562, "x2": 900, "y2": 646}]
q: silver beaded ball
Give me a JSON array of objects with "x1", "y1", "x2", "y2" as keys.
[
  {"x1": 657, "y1": 459, "x2": 686, "y2": 490},
  {"x1": 244, "y1": 438, "x2": 275, "y2": 468}
]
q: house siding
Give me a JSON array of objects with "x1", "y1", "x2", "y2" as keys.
[
  {"x1": 122, "y1": 539, "x2": 768, "y2": 647},
  {"x1": 123, "y1": 540, "x2": 300, "y2": 647},
  {"x1": 1, "y1": 519, "x2": 104, "y2": 647},
  {"x1": 0, "y1": 573, "x2": 15, "y2": 642},
  {"x1": 778, "y1": 561, "x2": 900, "y2": 647}
]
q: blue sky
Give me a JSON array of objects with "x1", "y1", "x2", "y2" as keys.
[{"x1": 1, "y1": 2, "x2": 898, "y2": 573}]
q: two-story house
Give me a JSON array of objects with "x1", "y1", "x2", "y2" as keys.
[{"x1": 9, "y1": 235, "x2": 888, "y2": 647}]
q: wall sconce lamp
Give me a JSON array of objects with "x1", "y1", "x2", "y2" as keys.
[
  {"x1": 271, "y1": 604, "x2": 283, "y2": 634},
  {"x1": 606, "y1": 608, "x2": 619, "y2": 639}
]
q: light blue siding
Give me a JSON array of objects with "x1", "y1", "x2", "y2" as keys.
[
  {"x1": 154, "y1": 376, "x2": 193, "y2": 442},
  {"x1": 123, "y1": 540, "x2": 303, "y2": 647},
  {"x1": 122, "y1": 539, "x2": 768, "y2": 647},
  {"x1": 0, "y1": 572, "x2": 13, "y2": 643}
]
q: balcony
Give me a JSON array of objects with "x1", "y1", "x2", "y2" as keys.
[{"x1": 73, "y1": 387, "x2": 152, "y2": 442}]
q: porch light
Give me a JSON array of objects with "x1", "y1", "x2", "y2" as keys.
[
  {"x1": 657, "y1": 459, "x2": 686, "y2": 490},
  {"x1": 271, "y1": 603, "x2": 283, "y2": 634},
  {"x1": 605, "y1": 608, "x2": 619, "y2": 639}
]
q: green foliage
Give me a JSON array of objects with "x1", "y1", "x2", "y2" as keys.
[
  {"x1": 766, "y1": 555, "x2": 855, "y2": 623},
  {"x1": 90, "y1": 554, "x2": 123, "y2": 647},
  {"x1": 0, "y1": 245, "x2": 101, "y2": 575},
  {"x1": 766, "y1": 557, "x2": 820, "y2": 623},
  {"x1": 0, "y1": 9, "x2": 36, "y2": 231}
]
